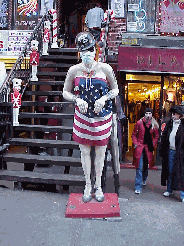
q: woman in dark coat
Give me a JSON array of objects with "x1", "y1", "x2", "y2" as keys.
[{"x1": 160, "y1": 105, "x2": 184, "y2": 202}]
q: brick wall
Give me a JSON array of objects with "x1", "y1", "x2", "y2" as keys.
[{"x1": 107, "y1": 18, "x2": 126, "y2": 62}]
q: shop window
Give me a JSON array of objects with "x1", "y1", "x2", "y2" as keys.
[
  {"x1": 126, "y1": 0, "x2": 156, "y2": 33},
  {"x1": 13, "y1": 0, "x2": 40, "y2": 30}
]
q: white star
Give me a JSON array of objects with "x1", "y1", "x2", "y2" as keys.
[
  {"x1": 94, "y1": 96, "x2": 97, "y2": 99},
  {"x1": 90, "y1": 85, "x2": 94, "y2": 88},
  {"x1": 95, "y1": 89, "x2": 98, "y2": 92},
  {"x1": 90, "y1": 92, "x2": 93, "y2": 96},
  {"x1": 85, "y1": 95, "x2": 88, "y2": 98},
  {"x1": 81, "y1": 84, "x2": 84, "y2": 88},
  {"x1": 85, "y1": 88, "x2": 89, "y2": 91}
]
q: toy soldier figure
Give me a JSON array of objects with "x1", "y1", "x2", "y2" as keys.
[
  {"x1": 43, "y1": 20, "x2": 50, "y2": 55},
  {"x1": 30, "y1": 40, "x2": 39, "y2": 81},
  {"x1": 11, "y1": 78, "x2": 22, "y2": 126}
]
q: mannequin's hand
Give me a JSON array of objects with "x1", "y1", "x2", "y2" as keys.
[
  {"x1": 94, "y1": 96, "x2": 106, "y2": 114},
  {"x1": 76, "y1": 98, "x2": 88, "y2": 114}
]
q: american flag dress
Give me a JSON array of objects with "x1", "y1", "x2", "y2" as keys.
[{"x1": 73, "y1": 75, "x2": 113, "y2": 146}]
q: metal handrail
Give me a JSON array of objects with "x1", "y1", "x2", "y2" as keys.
[{"x1": 0, "y1": 11, "x2": 52, "y2": 102}]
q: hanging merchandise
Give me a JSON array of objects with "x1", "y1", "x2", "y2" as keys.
[{"x1": 0, "y1": 0, "x2": 9, "y2": 29}]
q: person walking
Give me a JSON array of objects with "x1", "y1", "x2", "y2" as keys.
[
  {"x1": 85, "y1": 3, "x2": 104, "y2": 42},
  {"x1": 132, "y1": 108, "x2": 159, "y2": 194},
  {"x1": 85, "y1": 3, "x2": 104, "y2": 61},
  {"x1": 160, "y1": 105, "x2": 184, "y2": 202}
]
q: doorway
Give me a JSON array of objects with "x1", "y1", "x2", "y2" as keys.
[{"x1": 59, "y1": 0, "x2": 108, "y2": 48}]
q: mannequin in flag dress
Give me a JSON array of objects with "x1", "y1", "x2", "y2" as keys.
[{"x1": 63, "y1": 32, "x2": 119, "y2": 203}]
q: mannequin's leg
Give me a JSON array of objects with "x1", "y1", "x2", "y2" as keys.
[
  {"x1": 94, "y1": 145, "x2": 107, "y2": 202},
  {"x1": 79, "y1": 144, "x2": 92, "y2": 202}
]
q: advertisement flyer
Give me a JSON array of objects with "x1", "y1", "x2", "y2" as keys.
[{"x1": 8, "y1": 30, "x2": 33, "y2": 56}]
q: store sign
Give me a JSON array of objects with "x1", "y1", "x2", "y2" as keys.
[
  {"x1": 160, "y1": 0, "x2": 184, "y2": 33},
  {"x1": 118, "y1": 46, "x2": 184, "y2": 73},
  {"x1": 122, "y1": 38, "x2": 137, "y2": 45}
]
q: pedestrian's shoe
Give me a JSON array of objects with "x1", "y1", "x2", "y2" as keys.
[
  {"x1": 142, "y1": 181, "x2": 146, "y2": 186},
  {"x1": 95, "y1": 187, "x2": 104, "y2": 202},
  {"x1": 135, "y1": 190, "x2": 141, "y2": 194},
  {"x1": 163, "y1": 191, "x2": 173, "y2": 197},
  {"x1": 82, "y1": 184, "x2": 92, "y2": 203}
]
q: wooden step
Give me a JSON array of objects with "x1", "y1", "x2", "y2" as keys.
[
  {"x1": 3, "y1": 153, "x2": 81, "y2": 167},
  {"x1": 26, "y1": 91, "x2": 63, "y2": 96},
  {"x1": 19, "y1": 112, "x2": 74, "y2": 119},
  {"x1": 10, "y1": 138, "x2": 79, "y2": 149},
  {"x1": 0, "y1": 170, "x2": 85, "y2": 186},
  {"x1": 48, "y1": 48, "x2": 78, "y2": 53},
  {"x1": 41, "y1": 55, "x2": 78, "y2": 60},
  {"x1": 39, "y1": 63, "x2": 72, "y2": 68},
  {"x1": 30, "y1": 81, "x2": 64, "y2": 85},
  {"x1": 14, "y1": 124, "x2": 73, "y2": 133},
  {"x1": 37, "y1": 72, "x2": 67, "y2": 77},
  {"x1": 21, "y1": 101, "x2": 74, "y2": 107}
]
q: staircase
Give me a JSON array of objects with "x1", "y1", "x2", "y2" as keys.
[{"x1": 0, "y1": 48, "x2": 86, "y2": 192}]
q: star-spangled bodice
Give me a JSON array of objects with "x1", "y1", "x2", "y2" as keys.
[{"x1": 74, "y1": 77, "x2": 112, "y2": 118}]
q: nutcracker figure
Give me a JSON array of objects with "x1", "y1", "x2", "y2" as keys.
[
  {"x1": 43, "y1": 21, "x2": 50, "y2": 55},
  {"x1": 30, "y1": 40, "x2": 39, "y2": 81},
  {"x1": 11, "y1": 78, "x2": 22, "y2": 126}
]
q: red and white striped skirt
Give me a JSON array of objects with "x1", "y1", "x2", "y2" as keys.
[{"x1": 73, "y1": 107, "x2": 112, "y2": 146}]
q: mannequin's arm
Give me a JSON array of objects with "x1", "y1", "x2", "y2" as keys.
[
  {"x1": 63, "y1": 66, "x2": 88, "y2": 114},
  {"x1": 94, "y1": 63, "x2": 119, "y2": 114}
]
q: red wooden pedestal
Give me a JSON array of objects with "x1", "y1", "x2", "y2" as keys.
[{"x1": 65, "y1": 193, "x2": 120, "y2": 218}]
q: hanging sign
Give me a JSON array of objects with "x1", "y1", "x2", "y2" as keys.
[{"x1": 118, "y1": 46, "x2": 184, "y2": 74}]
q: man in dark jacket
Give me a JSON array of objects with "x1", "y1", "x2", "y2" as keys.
[{"x1": 159, "y1": 105, "x2": 184, "y2": 202}]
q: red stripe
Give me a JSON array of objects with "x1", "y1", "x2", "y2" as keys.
[
  {"x1": 74, "y1": 124, "x2": 112, "y2": 136},
  {"x1": 73, "y1": 133, "x2": 110, "y2": 146},
  {"x1": 75, "y1": 111, "x2": 112, "y2": 128}
]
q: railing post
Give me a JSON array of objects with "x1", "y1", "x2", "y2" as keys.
[{"x1": 49, "y1": 9, "x2": 59, "y2": 48}]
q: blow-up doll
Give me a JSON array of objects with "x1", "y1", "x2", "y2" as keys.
[{"x1": 63, "y1": 32, "x2": 119, "y2": 202}]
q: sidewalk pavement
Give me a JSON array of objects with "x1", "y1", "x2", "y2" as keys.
[{"x1": 0, "y1": 168, "x2": 184, "y2": 246}]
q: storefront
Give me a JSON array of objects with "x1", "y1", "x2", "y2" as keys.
[{"x1": 118, "y1": 43, "x2": 184, "y2": 159}]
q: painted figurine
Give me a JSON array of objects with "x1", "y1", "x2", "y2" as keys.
[
  {"x1": 63, "y1": 32, "x2": 119, "y2": 203},
  {"x1": 11, "y1": 78, "x2": 22, "y2": 126},
  {"x1": 43, "y1": 20, "x2": 50, "y2": 55},
  {"x1": 30, "y1": 40, "x2": 39, "y2": 81}
]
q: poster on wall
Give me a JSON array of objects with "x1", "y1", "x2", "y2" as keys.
[
  {"x1": 40, "y1": 0, "x2": 53, "y2": 16},
  {"x1": 14, "y1": 0, "x2": 39, "y2": 30},
  {"x1": 0, "y1": 0, "x2": 9, "y2": 29},
  {"x1": 111, "y1": 0, "x2": 125, "y2": 17},
  {"x1": 160, "y1": 0, "x2": 184, "y2": 33},
  {"x1": 8, "y1": 30, "x2": 33, "y2": 55}
]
